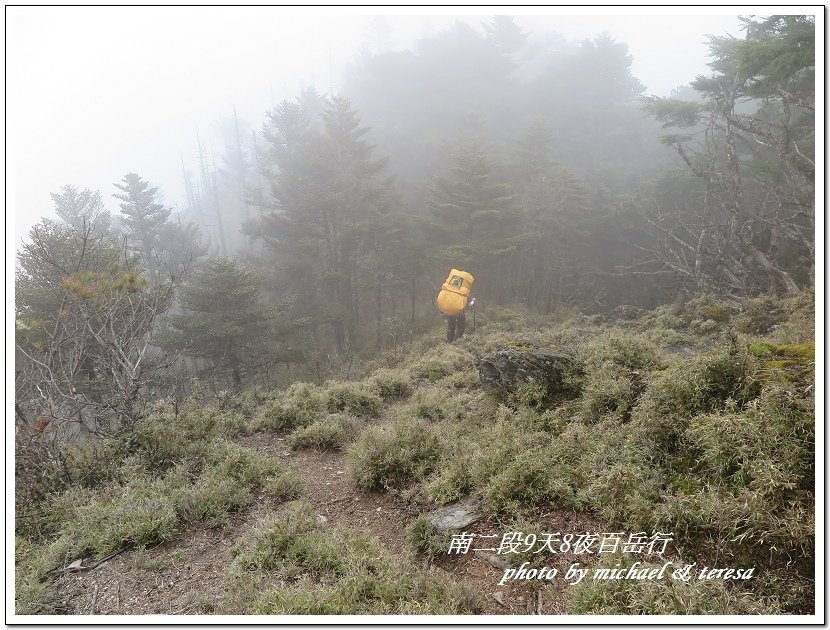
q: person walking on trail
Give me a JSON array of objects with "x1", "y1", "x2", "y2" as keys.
[
  {"x1": 446, "y1": 296, "x2": 475, "y2": 343},
  {"x1": 435, "y1": 269, "x2": 475, "y2": 343}
]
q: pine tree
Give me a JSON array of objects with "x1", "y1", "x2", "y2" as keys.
[
  {"x1": 250, "y1": 94, "x2": 399, "y2": 354},
  {"x1": 426, "y1": 137, "x2": 522, "y2": 298},
  {"x1": 482, "y1": 15, "x2": 528, "y2": 55},
  {"x1": 161, "y1": 257, "x2": 289, "y2": 387},
  {"x1": 510, "y1": 123, "x2": 593, "y2": 309},
  {"x1": 113, "y1": 173, "x2": 171, "y2": 280},
  {"x1": 644, "y1": 15, "x2": 814, "y2": 295}
]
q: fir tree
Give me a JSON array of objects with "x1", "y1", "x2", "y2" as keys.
[
  {"x1": 250, "y1": 95, "x2": 399, "y2": 354},
  {"x1": 427, "y1": 137, "x2": 522, "y2": 288},
  {"x1": 113, "y1": 173, "x2": 171, "y2": 280},
  {"x1": 161, "y1": 257, "x2": 291, "y2": 387}
]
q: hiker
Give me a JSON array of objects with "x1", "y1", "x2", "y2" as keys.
[
  {"x1": 446, "y1": 296, "x2": 475, "y2": 343},
  {"x1": 435, "y1": 269, "x2": 475, "y2": 343}
]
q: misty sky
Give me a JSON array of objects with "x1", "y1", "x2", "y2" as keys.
[{"x1": 8, "y1": 7, "x2": 787, "y2": 247}]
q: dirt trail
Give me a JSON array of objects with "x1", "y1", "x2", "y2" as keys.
[
  {"x1": 52, "y1": 507, "x2": 259, "y2": 614},
  {"x1": 236, "y1": 432, "x2": 416, "y2": 553},
  {"x1": 234, "y1": 431, "x2": 543, "y2": 614},
  {"x1": 52, "y1": 426, "x2": 579, "y2": 616}
]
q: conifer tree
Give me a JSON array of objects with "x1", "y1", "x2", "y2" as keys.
[
  {"x1": 250, "y1": 94, "x2": 399, "y2": 354},
  {"x1": 161, "y1": 257, "x2": 291, "y2": 386},
  {"x1": 644, "y1": 15, "x2": 814, "y2": 295},
  {"x1": 510, "y1": 124, "x2": 593, "y2": 309},
  {"x1": 16, "y1": 190, "x2": 173, "y2": 432},
  {"x1": 114, "y1": 172, "x2": 205, "y2": 282},
  {"x1": 426, "y1": 137, "x2": 522, "y2": 298},
  {"x1": 113, "y1": 173, "x2": 171, "y2": 280}
]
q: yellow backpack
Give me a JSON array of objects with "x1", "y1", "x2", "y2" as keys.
[{"x1": 436, "y1": 269, "x2": 474, "y2": 316}]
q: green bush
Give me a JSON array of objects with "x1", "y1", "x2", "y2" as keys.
[
  {"x1": 176, "y1": 470, "x2": 252, "y2": 527},
  {"x1": 72, "y1": 476, "x2": 180, "y2": 556},
  {"x1": 324, "y1": 381, "x2": 383, "y2": 417},
  {"x1": 566, "y1": 557, "x2": 780, "y2": 614},
  {"x1": 172, "y1": 441, "x2": 295, "y2": 527},
  {"x1": 368, "y1": 368, "x2": 414, "y2": 401},
  {"x1": 408, "y1": 344, "x2": 475, "y2": 383},
  {"x1": 226, "y1": 503, "x2": 481, "y2": 614},
  {"x1": 231, "y1": 502, "x2": 343, "y2": 577},
  {"x1": 583, "y1": 332, "x2": 662, "y2": 372},
  {"x1": 129, "y1": 398, "x2": 247, "y2": 470},
  {"x1": 664, "y1": 384, "x2": 815, "y2": 557},
  {"x1": 231, "y1": 387, "x2": 272, "y2": 419},
  {"x1": 287, "y1": 414, "x2": 357, "y2": 451},
  {"x1": 766, "y1": 290, "x2": 815, "y2": 344},
  {"x1": 483, "y1": 450, "x2": 559, "y2": 515},
  {"x1": 734, "y1": 295, "x2": 788, "y2": 334},
  {"x1": 423, "y1": 412, "x2": 558, "y2": 509},
  {"x1": 15, "y1": 534, "x2": 74, "y2": 614},
  {"x1": 406, "y1": 516, "x2": 451, "y2": 559},
  {"x1": 254, "y1": 382, "x2": 327, "y2": 432},
  {"x1": 63, "y1": 438, "x2": 127, "y2": 489},
  {"x1": 642, "y1": 348, "x2": 761, "y2": 419},
  {"x1": 580, "y1": 362, "x2": 641, "y2": 423},
  {"x1": 409, "y1": 388, "x2": 471, "y2": 422},
  {"x1": 347, "y1": 419, "x2": 442, "y2": 491},
  {"x1": 15, "y1": 432, "x2": 301, "y2": 613}
]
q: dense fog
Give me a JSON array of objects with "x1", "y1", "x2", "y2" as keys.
[
  {"x1": 13, "y1": 10, "x2": 815, "y2": 386},
  {"x1": 11, "y1": 9, "x2": 818, "y2": 620}
]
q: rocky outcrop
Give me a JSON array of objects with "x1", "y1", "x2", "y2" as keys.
[
  {"x1": 426, "y1": 497, "x2": 483, "y2": 532},
  {"x1": 475, "y1": 349, "x2": 580, "y2": 402}
]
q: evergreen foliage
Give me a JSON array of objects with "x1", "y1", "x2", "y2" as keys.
[
  {"x1": 161, "y1": 257, "x2": 294, "y2": 386},
  {"x1": 426, "y1": 137, "x2": 522, "y2": 290}
]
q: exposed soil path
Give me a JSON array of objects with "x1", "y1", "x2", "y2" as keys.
[
  {"x1": 233, "y1": 430, "x2": 542, "y2": 615},
  {"x1": 52, "y1": 507, "x2": 261, "y2": 614},
  {"x1": 52, "y1": 419, "x2": 603, "y2": 616}
]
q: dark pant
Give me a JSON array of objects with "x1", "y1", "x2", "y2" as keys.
[{"x1": 447, "y1": 311, "x2": 466, "y2": 342}]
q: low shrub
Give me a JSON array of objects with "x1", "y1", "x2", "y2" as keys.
[
  {"x1": 286, "y1": 414, "x2": 357, "y2": 451},
  {"x1": 254, "y1": 382, "x2": 327, "y2": 432},
  {"x1": 15, "y1": 533, "x2": 75, "y2": 614},
  {"x1": 71, "y1": 475, "x2": 181, "y2": 556},
  {"x1": 323, "y1": 381, "x2": 383, "y2": 417},
  {"x1": 406, "y1": 516, "x2": 451, "y2": 559},
  {"x1": 407, "y1": 344, "x2": 476, "y2": 383},
  {"x1": 766, "y1": 290, "x2": 815, "y2": 344},
  {"x1": 734, "y1": 295, "x2": 788, "y2": 334},
  {"x1": 63, "y1": 438, "x2": 128, "y2": 489},
  {"x1": 582, "y1": 332, "x2": 662, "y2": 372},
  {"x1": 566, "y1": 556, "x2": 780, "y2": 614},
  {"x1": 15, "y1": 437, "x2": 301, "y2": 613},
  {"x1": 579, "y1": 362, "x2": 642, "y2": 424},
  {"x1": 640, "y1": 348, "x2": 761, "y2": 419},
  {"x1": 410, "y1": 388, "x2": 470, "y2": 422},
  {"x1": 347, "y1": 419, "x2": 442, "y2": 491},
  {"x1": 225, "y1": 502, "x2": 481, "y2": 614},
  {"x1": 176, "y1": 469, "x2": 252, "y2": 527},
  {"x1": 483, "y1": 449, "x2": 559, "y2": 515},
  {"x1": 129, "y1": 398, "x2": 247, "y2": 471},
  {"x1": 422, "y1": 411, "x2": 555, "y2": 509},
  {"x1": 231, "y1": 387, "x2": 272, "y2": 419},
  {"x1": 368, "y1": 368, "x2": 414, "y2": 401}
]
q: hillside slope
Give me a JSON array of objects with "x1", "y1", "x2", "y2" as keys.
[{"x1": 16, "y1": 293, "x2": 815, "y2": 616}]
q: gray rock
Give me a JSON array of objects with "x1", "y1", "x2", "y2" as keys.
[
  {"x1": 427, "y1": 497, "x2": 483, "y2": 532},
  {"x1": 475, "y1": 348, "x2": 579, "y2": 401},
  {"x1": 476, "y1": 550, "x2": 510, "y2": 570}
]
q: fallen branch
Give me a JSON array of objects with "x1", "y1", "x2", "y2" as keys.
[{"x1": 44, "y1": 546, "x2": 128, "y2": 580}]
